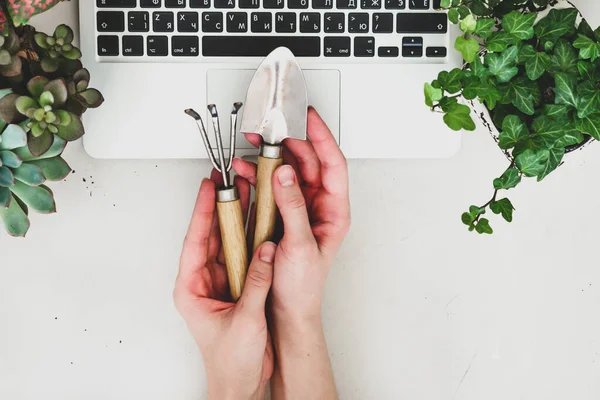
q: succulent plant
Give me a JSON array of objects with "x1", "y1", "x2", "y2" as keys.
[
  {"x1": 66, "y1": 68, "x2": 104, "y2": 115},
  {"x1": 0, "y1": 28, "x2": 21, "y2": 77},
  {"x1": 34, "y1": 24, "x2": 81, "y2": 73}
]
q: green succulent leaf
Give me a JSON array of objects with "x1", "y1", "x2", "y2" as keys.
[
  {"x1": 475, "y1": 218, "x2": 493, "y2": 234},
  {"x1": 12, "y1": 163, "x2": 46, "y2": 186},
  {"x1": 16, "y1": 96, "x2": 39, "y2": 116},
  {"x1": 10, "y1": 181, "x2": 55, "y2": 213},
  {"x1": 0, "y1": 93, "x2": 24, "y2": 123},
  {"x1": 573, "y1": 34, "x2": 600, "y2": 62},
  {"x1": 499, "y1": 114, "x2": 529, "y2": 149},
  {"x1": 473, "y1": 18, "x2": 495, "y2": 39},
  {"x1": 0, "y1": 124, "x2": 27, "y2": 150},
  {"x1": 0, "y1": 165, "x2": 15, "y2": 187},
  {"x1": 54, "y1": 109, "x2": 71, "y2": 126},
  {"x1": 486, "y1": 31, "x2": 515, "y2": 53},
  {"x1": 575, "y1": 113, "x2": 600, "y2": 140},
  {"x1": 424, "y1": 82, "x2": 443, "y2": 107},
  {"x1": 502, "y1": 11, "x2": 536, "y2": 40},
  {"x1": 493, "y1": 168, "x2": 521, "y2": 190},
  {"x1": 62, "y1": 47, "x2": 82, "y2": 60},
  {"x1": 40, "y1": 57, "x2": 59, "y2": 73},
  {"x1": 443, "y1": 103, "x2": 475, "y2": 131},
  {"x1": 0, "y1": 55, "x2": 22, "y2": 78},
  {"x1": 73, "y1": 68, "x2": 91, "y2": 84},
  {"x1": 553, "y1": 72, "x2": 578, "y2": 108},
  {"x1": 14, "y1": 136, "x2": 66, "y2": 161},
  {"x1": 576, "y1": 81, "x2": 600, "y2": 119},
  {"x1": 0, "y1": 49, "x2": 11, "y2": 65},
  {"x1": 55, "y1": 112, "x2": 84, "y2": 141},
  {"x1": 534, "y1": 8, "x2": 578, "y2": 44},
  {"x1": 27, "y1": 76, "x2": 50, "y2": 99},
  {"x1": 0, "y1": 186, "x2": 10, "y2": 208},
  {"x1": 76, "y1": 89, "x2": 104, "y2": 108},
  {"x1": 516, "y1": 149, "x2": 550, "y2": 177},
  {"x1": 437, "y1": 68, "x2": 465, "y2": 94},
  {"x1": 490, "y1": 198, "x2": 514, "y2": 222},
  {"x1": 43, "y1": 79, "x2": 68, "y2": 108},
  {"x1": 459, "y1": 13, "x2": 477, "y2": 34},
  {"x1": 548, "y1": 40, "x2": 578, "y2": 75},
  {"x1": 486, "y1": 45, "x2": 519, "y2": 83},
  {"x1": 30, "y1": 157, "x2": 71, "y2": 181},
  {"x1": 76, "y1": 80, "x2": 89, "y2": 92},
  {"x1": 0, "y1": 194, "x2": 30, "y2": 237},
  {"x1": 39, "y1": 91, "x2": 54, "y2": 107},
  {"x1": 455, "y1": 36, "x2": 480, "y2": 63},
  {"x1": 54, "y1": 24, "x2": 74, "y2": 43},
  {"x1": 34, "y1": 33, "x2": 50, "y2": 49},
  {"x1": 0, "y1": 150, "x2": 22, "y2": 168},
  {"x1": 27, "y1": 131, "x2": 54, "y2": 157}
]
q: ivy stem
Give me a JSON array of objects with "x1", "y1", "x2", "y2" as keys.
[{"x1": 473, "y1": 161, "x2": 516, "y2": 224}]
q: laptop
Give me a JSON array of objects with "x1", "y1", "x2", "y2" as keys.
[{"x1": 81, "y1": 0, "x2": 461, "y2": 159}]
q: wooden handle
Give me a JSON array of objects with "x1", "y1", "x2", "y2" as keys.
[
  {"x1": 253, "y1": 155, "x2": 283, "y2": 252},
  {"x1": 217, "y1": 198, "x2": 248, "y2": 301}
]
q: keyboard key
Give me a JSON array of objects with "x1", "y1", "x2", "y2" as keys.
[
  {"x1": 97, "y1": 11, "x2": 125, "y2": 32},
  {"x1": 165, "y1": 0, "x2": 186, "y2": 6},
  {"x1": 354, "y1": 36, "x2": 374, "y2": 56},
  {"x1": 426, "y1": 46, "x2": 446, "y2": 57},
  {"x1": 172, "y1": 36, "x2": 199, "y2": 56},
  {"x1": 361, "y1": 0, "x2": 380, "y2": 9},
  {"x1": 379, "y1": 46, "x2": 398, "y2": 57},
  {"x1": 384, "y1": 0, "x2": 404, "y2": 7},
  {"x1": 190, "y1": 0, "x2": 210, "y2": 6},
  {"x1": 324, "y1": 13, "x2": 344, "y2": 32},
  {"x1": 299, "y1": 13, "x2": 320, "y2": 33},
  {"x1": 348, "y1": 13, "x2": 368, "y2": 33},
  {"x1": 147, "y1": 36, "x2": 168, "y2": 56},
  {"x1": 128, "y1": 11, "x2": 149, "y2": 32},
  {"x1": 263, "y1": 0, "x2": 283, "y2": 8},
  {"x1": 227, "y1": 12, "x2": 248, "y2": 32},
  {"x1": 312, "y1": 0, "x2": 333, "y2": 8},
  {"x1": 141, "y1": 0, "x2": 161, "y2": 6},
  {"x1": 178, "y1": 12, "x2": 199, "y2": 31},
  {"x1": 324, "y1": 37, "x2": 350, "y2": 57},
  {"x1": 98, "y1": 36, "x2": 119, "y2": 56},
  {"x1": 288, "y1": 0, "x2": 309, "y2": 8},
  {"x1": 276, "y1": 13, "x2": 296, "y2": 32},
  {"x1": 251, "y1": 12, "x2": 272, "y2": 32},
  {"x1": 203, "y1": 36, "x2": 320, "y2": 56},
  {"x1": 97, "y1": 0, "x2": 136, "y2": 7},
  {"x1": 433, "y1": 0, "x2": 440, "y2": 8},
  {"x1": 153, "y1": 12, "x2": 174, "y2": 31},
  {"x1": 203, "y1": 12, "x2": 224, "y2": 31},
  {"x1": 122, "y1": 36, "x2": 143, "y2": 56},
  {"x1": 239, "y1": 0, "x2": 259, "y2": 7},
  {"x1": 215, "y1": 0, "x2": 235, "y2": 7},
  {"x1": 402, "y1": 36, "x2": 422, "y2": 56},
  {"x1": 408, "y1": 0, "x2": 428, "y2": 9},
  {"x1": 372, "y1": 13, "x2": 392, "y2": 33},
  {"x1": 336, "y1": 0, "x2": 356, "y2": 9},
  {"x1": 397, "y1": 12, "x2": 446, "y2": 33}
]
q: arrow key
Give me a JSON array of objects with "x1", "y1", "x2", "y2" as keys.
[
  {"x1": 354, "y1": 36, "x2": 374, "y2": 57},
  {"x1": 426, "y1": 46, "x2": 446, "y2": 57},
  {"x1": 378, "y1": 46, "x2": 398, "y2": 57},
  {"x1": 97, "y1": 11, "x2": 125, "y2": 32}
]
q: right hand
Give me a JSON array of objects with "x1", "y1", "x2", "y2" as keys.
[{"x1": 233, "y1": 107, "x2": 351, "y2": 323}]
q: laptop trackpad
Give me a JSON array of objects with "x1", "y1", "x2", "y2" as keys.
[{"x1": 207, "y1": 69, "x2": 340, "y2": 149}]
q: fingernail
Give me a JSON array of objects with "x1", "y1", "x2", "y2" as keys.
[
  {"x1": 259, "y1": 242, "x2": 276, "y2": 263},
  {"x1": 278, "y1": 165, "x2": 295, "y2": 188}
]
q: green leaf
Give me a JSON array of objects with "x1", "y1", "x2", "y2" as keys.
[
  {"x1": 548, "y1": 40, "x2": 578, "y2": 74},
  {"x1": 525, "y1": 52, "x2": 550, "y2": 80},
  {"x1": 469, "y1": 205, "x2": 485, "y2": 218},
  {"x1": 0, "y1": 165, "x2": 15, "y2": 187},
  {"x1": 494, "y1": 167, "x2": 521, "y2": 190},
  {"x1": 538, "y1": 146, "x2": 565, "y2": 181},
  {"x1": 76, "y1": 89, "x2": 104, "y2": 108},
  {"x1": 553, "y1": 72, "x2": 578, "y2": 108},
  {"x1": 577, "y1": 61, "x2": 599, "y2": 82},
  {"x1": 460, "y1": 14, "x2": 477, "y2": 34},
  {"x1": 54, "y1": 109, "x2": 72, "y2": 127},
  {"x1": 474, "y1": 18, "x2": 494, "y2": 39},
  {"x1": 462, "y1": 76, "x2": 484, "y2": 100},
  {"x1": 12, "y1": 163, "x2": 46, "y2": 186},
  {"x1": 502, "y1": 11, "x2": 536, "y2": 40},
  {"x1": 0, "y1": 150, "x2": 22, "y2": 168},
  {"x1": 461, "y1": 212, "x2": 474, "y2": 227},
  {"x1": 486, "y1": 32, "x2": 515, "y2": 53},
  {"x1": 62, "y1": 47, "x2": 82, "y2": 60},
  {"x1": 26, "y1": 76, "x2": 49, "y2": 99},
  {"x1": 40, "y1": 57, "x2": 60, "y2": 73},
  {"x1": 54, "y1": 24, "x2": 73, "y2": 42},
  {"x1": 34, "y1": 33, "x2": 50, "y2": 49},
  {"x1": 15, "y1": 96, "x2": 38, "y2": 115},
  {"x1": 578, "y1": 19, "x2": 595, "y2": 39},
  {"x1": 486, "y1": 45, "x2": 519, "y2": 83},
  {"x1": 516, "y1": 149, "x2": 550, "y2": 177},
  {"x1": 0, "y1": 124, "x2": 27, "y2": 150},
  {"x1": 517, "y1": 44, "x2": 535, "y2": 64},
  {"x1": 576, "y1": 81, "x2": 600, "y2": 119},
  {"x1": 443, "y1": 103, "x2": 475, "y2": 131},
  {"x1": 27, "y1": 131, "x2": 54, "y2": 157},
  {"x1": 448, "y1": 8, "x2": 459, "y2": 24},
  {"x1": 499, "y1": 114, "x2": 529, "y2": 149},
  {"x1": 470, "y1": 56, "x2": 491, "y2": 79},
  {"x1": 575, "y1": 114, "x2": 600, "y2": 140},
  {"x1": 424, "y1": 83, "x2": 443, "y2": 107},
  {"x1": 56, "y1": 112, "x2": 84, "y2": 141},
  {"x1": 0, "y1": 49, "x2": 11, "y2": 65},
  {"x1": 439, "y1": 96, "x2": 458, "y2": 112},
  {"x1": 544, "y1": 104, "x2": 571, "y2": 120},
  {"x1": 10, "y1": 180, "x2": 55, "y2": 213},
  {"x1": 14, "y1": 136, "x2": 66, "y2": 161},
  {"x1": 454, "y1": 36, "x2": 480, "y2": 63},
  {"x1": 8, "y1": 0, "x2": 63, "y2": 27},
  {"x1": 512, "y1": 83, "x2": 535, "y2": 115},
  {"x1": 533, "y1": 116, "x2": 583, "y2": 147},
  {"x1": 439, "y1": 0, "x2": 451, "y2": 8},
  {"x1": 437, "y1": 68, "x2": 465, "y2": 94},
  {"x1": 43, "y1": 79, "x2": 68, "y2": 108},
  {"x1": 534, "y1": 8, "x2": 578, "y2": 43},
  {"x1": 469, "y1": 0, "x2": 490, "y2": 16},
  {"x1": 479, "y1": 85, "x2": 501, "y2": 110},
  {"x1": 490, "y1": 198, "x2": 514, "y2": 222},
  {"x1": 39, "y1": 91, "x2": 54, "y2": 107},
  {"x1": 457, "y1": 5, "x2": 470, "y2": 18},
  {"x1": 0, "y1": 186, "x2": 9, "y2": 208},
  {"x1": 29, "y1": 157, "x2": 71, "y2": 181},
  {"x1": 0, "y1": 93, "x2": 22, "y2": 124},
  {"x1": 0, "y1": 195, "x2": 30, "y2": 237},
  {"x1": 475, "y1": 218, "x2": 493, "y2": 234},
  {"x1": 573, "y1": 34, "x2": 600, "y2": 62}
]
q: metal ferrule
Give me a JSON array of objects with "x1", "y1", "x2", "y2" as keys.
[
  {"x1": 217, "y1": 186, "x2": 239, "y2": 203},
  {"x1": 260, "y1": 143, "x2": 282, "y2": 159}
]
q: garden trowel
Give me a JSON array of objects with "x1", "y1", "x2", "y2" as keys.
[{"x1": 241, "y1": 47, "x2": 308, "y2": 252}]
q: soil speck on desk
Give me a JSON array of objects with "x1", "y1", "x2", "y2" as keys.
[
  {"x1": 119, "y1": 340, "x2": 122, "y2": 344},
  {"x1": 54, "y1": 317, "x2": 58, "y2": 320},
  {"x1": 82, "y1": 178, "x2": 86, "y2": 183}
]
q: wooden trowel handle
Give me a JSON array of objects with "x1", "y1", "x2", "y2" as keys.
[
  {"x1": 217, "y1": 194, "x2": 248, "y2": 301},
  {"x1": 253, "y1": 150, "x2": 284, "y2": 252}
]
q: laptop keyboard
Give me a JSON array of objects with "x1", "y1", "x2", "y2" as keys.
[{"x1": 95, "y1": 0, "x2": 448, "y2": 60}]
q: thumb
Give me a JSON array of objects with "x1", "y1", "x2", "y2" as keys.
[{"x1": 238, "y1": 241, "x2": 276, "y2": 316}]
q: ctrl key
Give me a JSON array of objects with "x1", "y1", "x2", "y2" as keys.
[
  {"x1": 172, "y1": 36, "x2": 200, "y2": 56},
  {"x1": 98, "y1": 35, "x2": 119, "y2": 56}
]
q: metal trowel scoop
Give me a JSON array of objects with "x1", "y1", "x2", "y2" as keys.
[{"x1": 240, "y1": 47, "x2": 308, "y2": 251}]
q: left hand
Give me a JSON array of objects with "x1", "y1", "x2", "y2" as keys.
[{"x1": 174, "y1": 173, "x2": 276, "y2": 400}]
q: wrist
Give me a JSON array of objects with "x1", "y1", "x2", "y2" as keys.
[{"x1": 207, "y1": 376, "x2": 266, "y2": 400}]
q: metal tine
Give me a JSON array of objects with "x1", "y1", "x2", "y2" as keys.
[
  {"x1": 184, "y1": 108, "x2": 221, "y2": 172},
  {"x1": 208, "y1": 104, "x2": 230, "y2": 188},
  {"x1": 228, "y1": 102, "x2": 243, "y2": 172}
]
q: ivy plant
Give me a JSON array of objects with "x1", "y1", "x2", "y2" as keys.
[{"x1": 426, "y1": 0, "x2": 600, "y2": 234}]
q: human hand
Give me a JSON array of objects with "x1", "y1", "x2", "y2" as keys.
[{"x1": 174, "y1": 173, "x2": 276, "y2": 400}]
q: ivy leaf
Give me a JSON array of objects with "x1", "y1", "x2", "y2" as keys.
[
  {"x1": 596, "y1": 26, "x2": 600, "y2": 42},
  {"x1": 534, "y1": 8, "x2": 578, "y2": 43},
  {"x1": 502, "y1": 11, "x2": 536, "y2": 40},
  {"x1": 518, "y1": 44, "x2": 536, "y2": 65},
  {"x1": 439, "y1": 96, "x2": 458, "y2": 112},
  {"x1": 462, "y1": 76, "x2": 484, "y2": 100},
  {"x1": 469, "y1": 0, "x2": 490, "y2": 16},
  {"x1": 576, "y1": 81, "x2": 600, "y2": 119},
  {"x1": 424, "y1": 82, "x2": 443, "y2": 107},
  {"x1": 470, "y1": 56, "x2": 491, "y2": 79},
  {"x1": 577, "y1": 61, "x2": 599, "y2": 82},
  {"x1": 439, "y1": 0, "x2": 451, "y2": 7},
  {"x1": 461, "y1": 212, "x2": 475, "y2": 227},
  {"x1": 460, "y1": 14, "x2": 477, "y2": 34},
  {"x1": 525, "y1": 52, "x2": 550, "y2": 80},
  {"x1": 448, "y1": 8, "x2": 459, "y2": 24},
  {"x1": 469, "y1": 205, "x2": 485, "y2": 218},
  {"x1": 486, "y1": 32, "x2": 516, "y2": 53},
  {"x1": 544, "y1": 104, "x2": 571, "y2": 121},
  {"x1": 499, "y1": 114, "x2": 529, "y2": 149},
  {"x1": 553, "y1": 72, "x2": 578, "y2": 108},
  {"x1": 493, "y1": 167, "x2": 521, "y2": 190},
  {"x1": 443, "y1": 103, "x2": 476, "y2": 131},
  {"x1": 538, "y1": 146, "x2": 565, "y2": 181},
  {"x1": 455, "y1": 36, "x2": 480, "y2": 63},
  {"x1": 533, "y1": 116, "x2": 582, "y2": 147},
  {"x1": 548, "y1": 39, "x2": 578, "y2": 75},
  {"x1": 490, "y1": 198, "x2": 514, "y2": 222},
  {"x1": 479, "y1": 85, "x2": 501, "y2": 110},
  {"x1": 578, "y1": 19, "x2": 595, "y2": 39},
  {"x1": 486, "y1": 45, "x2": 519, "y2": 83},
  {"x1": 516, "y1": 149, "x2": 550, "y2": 177},
  {"x1": 573, "y1": 34, "x2": 600, "y2": 62},
  {"x1": 475, "y1": 218, "x2": 493, "y2": 234},
  {"x1": 512, "y1": 83, "x2": 535, "y2": 115},
  {"x1": 575, "y1": 113, "x2": 600, "y2": 140},
  {"x1": 458, "y1": 5, "x2": 470, "y2": 18},
  {"x1": 474, "y1": 18, "x2": 495, "y2": 39},
  {"x1": 438, "y1": 68, "x2": 465, "y2": 94}
]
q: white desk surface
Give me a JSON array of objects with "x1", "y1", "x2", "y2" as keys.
[{"x1": 2, "y1": 1, "x2": 600, "y2": 399}]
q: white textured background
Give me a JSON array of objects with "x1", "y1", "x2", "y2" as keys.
[{"x1": 2, "y1": 1, "x2": 600, "y2": 399}]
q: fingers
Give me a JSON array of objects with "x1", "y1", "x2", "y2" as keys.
[
  {"x1": 284, "y1": 137, "x2": 322, "y2": 188},
  {"x1": 306, "y1": 107, "x2": 349, "y2": 200},
  {"x1": 273, "y1": 165, "x2": 315, "y2": 246},
  {"x1": 235, "y1": 175, "x2": 252, "y2": 223},
  {"x1": 232, "y1": 158, "x2": 257, "y2": 186},
  {"x1": 244, "y1": 133, "x2": 262, "y2": 148},
  {"x1": 237, "y1": 242, "x2": 276, "y2": 317}
]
